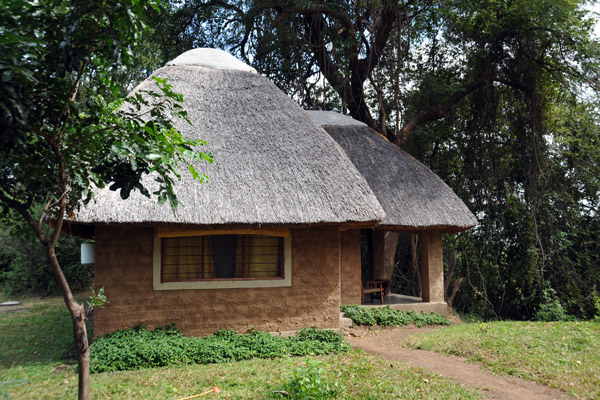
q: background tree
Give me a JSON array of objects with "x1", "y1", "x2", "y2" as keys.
[
  {"x1": 0, "y1": 0, "x2": 212, "y2": 398},
  {"x1": 146, "y1": 0, "x2": 600, "y2": 319},
  {"x1": 400, "y1": 0, "x2": 600, "y2": 319}
]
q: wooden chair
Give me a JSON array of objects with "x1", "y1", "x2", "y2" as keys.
[{"x1": 361, "y1": 280, "x2": 385, "y2": 305}]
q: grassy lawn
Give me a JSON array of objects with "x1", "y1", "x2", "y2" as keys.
[
  {"x1": 0, "y1": 295, "x2": 479, "y2": 399},
  {"x1": 404, "y1": 320, "x2": 600, "y2": 399}
]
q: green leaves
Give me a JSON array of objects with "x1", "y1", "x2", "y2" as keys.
[
  {"x1": 90, "y1": 326, "x2": 349, "y2": 374},
  {"x1": 0, "y1": 0, "x2": 210, "y2": 216},
  {"x1": 81, "y1": 74, "x2": 214, "y2": 210},
  {"x1": 534, "y1": 288, "x2": 576, "y2": 322},
  {"x1": 273, "y1": 358, "x2": 339, "y2": 400},
  {"x1": 340, "y1": 305, "x2": 450, "y2": 328},
  {"x1": 86, "y1": 286, "x2": 108, "y2": 310}
]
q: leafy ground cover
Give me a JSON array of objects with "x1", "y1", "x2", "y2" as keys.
[
  {"x1": 404, "y1": 321, "x2": 600, "y2": 399},
  {"x1": 341, "y1": 305, "x2": 450, "y2": 327},
  {"x1": 0, "y1": 295, "x2": 479, "y2": 399},
  {"x1": 90, "y1": 325, "x2": 349, "y2": 373}
]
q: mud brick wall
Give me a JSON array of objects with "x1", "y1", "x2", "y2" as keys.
[
  {"x1": 93, "y1": 226, "x2": 341, "y2": 337},
  {"x1": 340, "y1": 230, "x2": 362, "y2": 304}
]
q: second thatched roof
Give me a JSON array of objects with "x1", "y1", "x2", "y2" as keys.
[
  {"x1": 307, "y1": 111, "x2": 477, "y2": 232},
  {"x1": 74, "y1": 50, "x2": 385, "y2": 227}
]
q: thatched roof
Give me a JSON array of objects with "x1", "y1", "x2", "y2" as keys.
[
  {"x1": 75, "y1": 50, "x2": 385, "y2": 226},
  {"x1": 307, "y1": 111, "x2": 477, "y2": 232}
]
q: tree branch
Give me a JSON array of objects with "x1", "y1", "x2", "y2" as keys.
[
  {"x1": 493, "y1": 76, "x2": 528, "y2": 92},
  {"x1": 64, "y1": 125, "x2": 115, "y2": 155},
  {"x1": 301, "y1": 14, "x2": 352, "y2": 101},
  {"x1": 0, "y1": 191, "x2": 46, "y2": 243},
  {"x1": 273, "y1": 4, "x2": 356, "y2": 34},
  {"x1": 52, "y1": 0, "x2": 106, "y2": 142},
  {"x1": 38, "y1": 197, "x2": 53, "y2": 238},
  {"x1": 356, "y1": 0, "x2": 399, "y2": 82},
  {"x1": 50, "y1": 150, "x2": 69, "y2": 244},
  {"x1": 369, "y1": 72, "x2": 388, "y2": 137},
  {"x1": 397, "y1": 67, "x2": 493, "y2": 145}
]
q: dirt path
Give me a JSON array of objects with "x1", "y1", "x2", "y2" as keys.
[{"x1": 345, "y1": 327, "x2": 574, "y2": 400}]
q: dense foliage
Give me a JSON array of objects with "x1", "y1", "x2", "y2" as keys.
[
  {"x1": 533, "y1": 289, "x2": 576, "y2": 322},
  {"x1": 90, "y1": 325, "x2": 349, "y2": 374},
  {"x1": 1, "y1": 0, "x2": 207, "y2": 213},
  {"x1": 0, "y1": 223, "x2": 90, "y2": 297},
  {"x1": 398, "y1": 1, "x2": 600, "y2": 320},
  {"x1": 406, "y1": 71, "x2": 600, "y2": 320},
  {"x1": 341, "y1": 305, "x2": 450, "y2": 327}
]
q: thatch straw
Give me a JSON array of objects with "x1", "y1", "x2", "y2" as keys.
[
  {"x1": 75, "y1": 51, "x2": 385, "y2": 226},
  {"x1": 307, "y1": 111, "x2": 477, "y2": 232}
]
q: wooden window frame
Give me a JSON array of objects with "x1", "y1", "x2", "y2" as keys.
[
  {"x1": 160, "y1": 235, "x2": 286, "y2": 283},
  {"x1": 152, "y1": 230, "x2": 292, "y2": 291}
]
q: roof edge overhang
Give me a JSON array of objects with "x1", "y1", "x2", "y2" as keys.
[
  {"x1": 370, "y1": 223, "x2": 478, "y2": 234},
  {"x1": 62, "y1": 219, "x2": 384, "y2": 237},
  {"x1": 60, "y1": 222, "x2": 96, "y2": 240}
]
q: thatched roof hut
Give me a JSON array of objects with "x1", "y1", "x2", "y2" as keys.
[
  {"x1": 307, "y1": 111, "x2": 477, "y2": 232},
  {"x1": 75, "y1": 49, "x2": 384, "y2": 226}
]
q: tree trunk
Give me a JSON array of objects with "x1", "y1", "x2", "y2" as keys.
[
  {"x1": 46, "y1": 242, "x2": 90, "y2": 400},
  {"x1": 372, "y1": 230, "x2": 399, "y2": 295},
  {"x1": 410, "y1": 234, "x2": 421, "y2": 297},
  {"x1": 447, "y1": 277, "x2": 464, "y2": 308},
  {"x1": 444, "y1": 247, "x2": 458, "y2": 297}
]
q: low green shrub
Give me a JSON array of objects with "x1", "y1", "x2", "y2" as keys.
[
  {"x1": 534, "y1": 288, "x2": 575, "y2": 322},
  {"x1": 341, "y1": 305, "x2": 450, "y2": 327},
  {"x1": 339, "y1": 304, "x2": 377, "y2": 326},
  {"x1": 90, "y1": 325, "x2": 349, "y2": 374},
  {"x1": 271, "y1": 358, "x2": 339, "y2": 400}
]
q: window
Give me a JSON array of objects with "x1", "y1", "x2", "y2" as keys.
[
  {"x1": 161, "y1": 234, "x2": 284, "y2": 282},
  {"x1": 152, "y1": 230, "x2": 292, "y2": 290}
]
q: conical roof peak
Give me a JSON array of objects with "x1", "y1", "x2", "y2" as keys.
[{"x1": 167, "y1": 48, "x2": 257, "y2": 73}]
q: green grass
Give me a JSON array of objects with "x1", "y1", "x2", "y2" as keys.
[
  {"x1": 0, "y1": 296, "x2": 74, "y2": 368},
  {"x1": 2, "y1": 351, "x2": 481, "y2": 399},
  {"x1": 404, "y1": 321, "x2": 600, "y2": 399},
  {"x1": 0, "y1": 295, "x2": 479, "y2": 399}
]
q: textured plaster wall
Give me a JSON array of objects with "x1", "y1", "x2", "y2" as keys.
[
  {"x1": 420, "y1": 231, "x2": 444, "y2": 302},
  {"x1": 340, "y1": 230, "x2": 361, "y2": 304},
  {"x1": 93, "y1": 226, "x2": 341, "y2": 337}
]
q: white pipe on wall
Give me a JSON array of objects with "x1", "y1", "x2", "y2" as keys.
[{"x1": 81, "y1": 242, "x2": 95, "y2": 265}]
